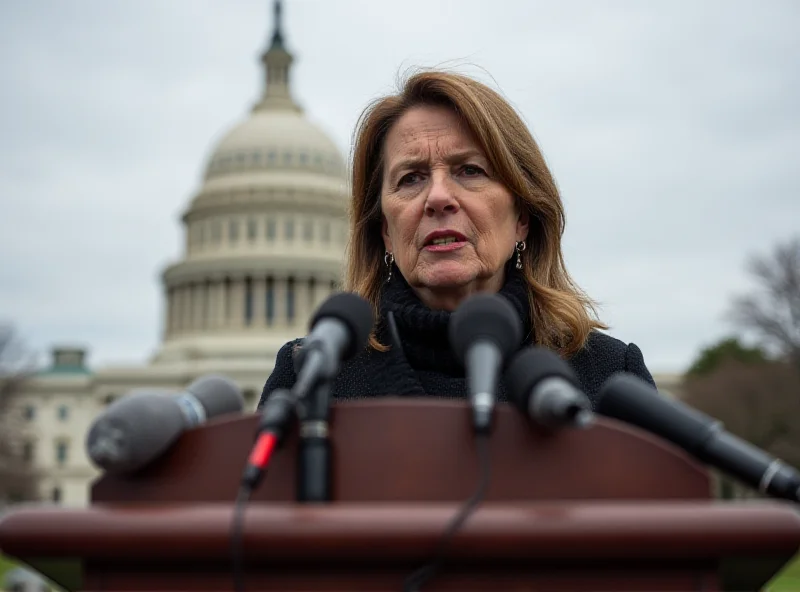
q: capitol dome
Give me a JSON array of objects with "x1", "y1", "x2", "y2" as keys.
[{"x1": 153, "y1": 0, "x2": 349, "y2": 366}]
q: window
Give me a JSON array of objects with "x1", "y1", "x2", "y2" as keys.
[
  {"x1": 57, "y1": 405, "x2": 68, "y2": 421},
  {"x1": 321, "y1": 221, "x2": 331, "y2": 243},
  {"x1": 103, "y1": 394, "x2": 116, "y2": 406},
  {"x1": 55, "y1": 441, "x2": 68, "y2": 466},
  {"x1": 22, "y1": 441, "x2": 34, "y2": 463},
  {"x1": 52, "y1": 486, "x2": 62, "y2": 504},
  {"x1": 198, "y1": 223, "x2": 205, "y2": 246},
  {"x1": 265, "y1": 278, "x2": 275, "y2": 325},
  {"x1": 300, "y1": 152, "x2": 309, "y2": 165},
  {"x1": 284, "y1": 218, "x2": 294, "y2": 241},
  {"x1": 23, "y1": 405, "x2": 35, "y2": 421},
  {"x1": 211, "y1": 220, "x2": 222, "y2": 242},
  {"x1": 248, "y1": 218, "x2": 258, "y2": 241},
  {"x1": 244, "y1": 277, "x2": 253, "y2": 326},
  {"x1": 286, "y1": 278, "x2": 296, "y2": 324},
  {"x1": 303, "y1": 219, "x2": 313, "y2": 241},
  {"x1": 266, "y1": 218, "x2": 276, "y2": 240},
  {"x1": 229, "y1": 219, "x2": 239, "y2": 243},
  {"x1": 283, "y1": 152, "x2": 292, "y2": 165},
  {"x1": 243, "y1": 389, "x2": 256, "y2": 405}
]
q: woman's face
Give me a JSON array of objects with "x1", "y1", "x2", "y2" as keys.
[{"x1": 380, "y1": 105, "x2": 529, "y2": 311}]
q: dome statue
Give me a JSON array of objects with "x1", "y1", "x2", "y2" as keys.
[{"x1": 154, "y1": 0, "x2": 348, "y2": 365}]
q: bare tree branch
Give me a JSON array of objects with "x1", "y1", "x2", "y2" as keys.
[
  {"x1": 729, "y1": 237, "x2": 800, "y2": 367},
  {"x1": 0, "y1": 323, "x2": 41, "y2": 505}
]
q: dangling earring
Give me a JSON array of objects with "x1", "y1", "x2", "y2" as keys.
[
  {"x1": 515, "y1": 241, "x2": 526, "y2": 270},
  {"x1": 384, "y1": 251, "x2": 394, "y2": 283}
]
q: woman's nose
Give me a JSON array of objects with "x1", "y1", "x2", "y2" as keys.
[{"x1": 424, "y1": 173, "x2": 460, "y2": 216}]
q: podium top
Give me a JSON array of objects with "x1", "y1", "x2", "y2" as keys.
[{"x1": 89, "y1": 398, "x2": 711, "y2": 503}]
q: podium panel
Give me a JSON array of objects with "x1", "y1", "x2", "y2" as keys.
[{"x1": 1, "y1": 399, "x2": 799, "y2": 592}]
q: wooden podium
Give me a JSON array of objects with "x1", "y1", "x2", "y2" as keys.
[{"x1": 2, "y1": 399, "x2": 800, "y2": 591}]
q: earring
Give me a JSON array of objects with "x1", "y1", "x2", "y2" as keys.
[
  {"x1": 515, "y1": 241, "x2": 526, "y2": 270},
  {"x1": 384, "y1": 251, "x2": 394, "y2": 283}
]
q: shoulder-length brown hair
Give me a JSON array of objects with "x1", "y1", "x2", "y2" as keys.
[{"x1": 345, "y1": 70, "x2": 606, "y2": 357}]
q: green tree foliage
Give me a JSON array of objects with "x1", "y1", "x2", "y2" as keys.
[{"x1": 687, "y1": 337, "x2": 768, "y2": 377}]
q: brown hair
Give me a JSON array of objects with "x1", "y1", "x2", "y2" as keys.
[{"x1": 345, "y1": 69, "x2": 606, "y2": 357}]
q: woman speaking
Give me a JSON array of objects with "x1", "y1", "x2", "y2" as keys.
[{"x1": 259, "y1": 70, "x2": 655, "y2": 408}]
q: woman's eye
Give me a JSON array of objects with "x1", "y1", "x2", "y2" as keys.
[
  {"x1": 398, "y1": 172, "x2": 422, "y2": 186},
  {"x1": 462, "y1": 165, "x2": 485, "y2": 177}
]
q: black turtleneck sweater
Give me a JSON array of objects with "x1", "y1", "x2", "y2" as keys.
[{"x1": 258, "y1": 268, "x2": 655, "y2": 410}]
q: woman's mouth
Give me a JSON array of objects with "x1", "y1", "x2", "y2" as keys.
[{"x1": 423, "y1": 232, "x2": 468, "y2": 252}]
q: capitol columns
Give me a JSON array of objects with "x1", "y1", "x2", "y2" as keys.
[{"x1": 253, "y1": 274, "x2": 267, "y2": 328}]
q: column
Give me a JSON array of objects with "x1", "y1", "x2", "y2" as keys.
[
  {"x1": 295, "y1": 278, "x2": 309, "y2": 329},
  {"x1": 274, "y1": 277, "x2": 286, "y2": 328},
  {"x1": 181, "y1": 284, "x2": 193, "y2": 335},
  {"x1": 230, "y1": 278, "x2": 245, "y2": 330},
  {"x1": 164, "y1": 288, "x2": 174, "y2": 338},
  {"x1": 193, "y1": 283, "x2": 204, "y2": 331}
]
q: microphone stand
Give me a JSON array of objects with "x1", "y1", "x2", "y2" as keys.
[{"x1": 295, "y1": 378, "x2": 333, "y2": 503}]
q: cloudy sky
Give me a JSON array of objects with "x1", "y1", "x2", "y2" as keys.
[{"x1": 1, "y1": 0, "x2": 798, "y2": 374}]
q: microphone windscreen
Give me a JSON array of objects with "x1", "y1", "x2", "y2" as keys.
[
  {"x1": 310, "y1": 292, "x2": 374, "y2": 359},
  {"x1": 449, "y1": 293, "x2": 523, "y2": 364},
  {"x1": 596, "y1": 373, "x2": 717, "y2": 453},
  {"x1": 86, "y1": 391, "x2": 187, "y2": 474},
  {"x1": 505, "y1": 347, "x2": 580, "y2": 406},
  {"x1": 184, "y1": 374, "x2": 244, "y2": 418}
]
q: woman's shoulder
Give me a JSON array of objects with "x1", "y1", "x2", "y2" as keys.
[
  {"x1": 257, "y1": 338, "x2": 304, "y2": 410},
  {"x1": 567, "y1": 330, "x2": 656, "y2": 406}
]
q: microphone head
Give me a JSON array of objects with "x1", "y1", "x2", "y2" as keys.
[
  {"x1": 183, "y1": 374, "x2": 244, "y2": 418},
  {"x1": 310, "y1": 292, "x2": 375, "y2": 359},
  {"x1": 86, "y1": 390, "x2": 186, "y2": 475},
  {"x1": 448, "y1": 293, "x2": 523, "y2": 365},
  {"x1": 505, "y1": 346, "x2": 580, "y2": 407},
  {"x1": 595, "y1": 373, "x2": 717, "y2": 453}
]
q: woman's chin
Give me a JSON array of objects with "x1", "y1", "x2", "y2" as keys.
[{"x1": 417, "y1": 262, "x2": 480, "y2": 290}]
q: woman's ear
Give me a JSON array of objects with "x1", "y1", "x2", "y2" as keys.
[
  {"x1": 381, "y1": 214, "x2": 392, "y2": 252},
  {"x1": 515, "y1": 205, "x2": 530, "y2": 243}
]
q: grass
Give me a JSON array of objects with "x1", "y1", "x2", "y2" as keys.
[
  {"x1": 2, "y1": 552, "x2": 799, "y2": 590},
  {"x1": 0, "y1": 552, "x2": 18, "y2": 581},
  {"x1": 766, "y1": 554, "x2": 800, "y2": 591}
]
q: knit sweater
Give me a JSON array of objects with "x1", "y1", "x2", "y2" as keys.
[{"x1": 258, "y1": 266, "x2": 655, "y2": 410}]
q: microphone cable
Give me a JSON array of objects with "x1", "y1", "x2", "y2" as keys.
[
  {"x1": 231, "y1": 389, "x2": 296, "y2": 592},
  {"x1": 401, "y1": 432, "x2": 492, "y2": 592}
]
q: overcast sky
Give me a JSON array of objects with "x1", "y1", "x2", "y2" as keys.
[{"x1": 1, "y1": 0, "x2": 798, "y2": 374}]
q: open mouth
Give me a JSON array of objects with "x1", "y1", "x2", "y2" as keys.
[{"x1": 423, "y1": 231, "x2": 468, "y2": 250}]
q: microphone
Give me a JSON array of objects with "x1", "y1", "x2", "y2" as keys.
[
  {"x1": 86, "y1": 375, "x2": 244, "y2": 475},
  {"x1": 291, "y1": 292, "x2": 374, "y2": 401},
  {"x1": 449, "y1": 293, "x2": 523, "y2": 434},
  {"x1": 505, "y1": 346, "x2": 593, "y2": 429},
  {"x1": 596, "y1": 373, "x2": 800, "y2": 504}
]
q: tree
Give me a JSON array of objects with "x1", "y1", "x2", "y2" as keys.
[
  {"x1": 729, "y1": 236, "x2": 800, "y2": 368},
  {"x1": 686, "y1": 336, "x2": 769, "y2": 377},
  {"x1": 0, "y1": 323, "x2": 40, "y2": 505}
]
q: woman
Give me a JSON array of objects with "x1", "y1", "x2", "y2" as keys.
[{"x1": 258, "y1": 70, "x2": 654, "y2": 409}]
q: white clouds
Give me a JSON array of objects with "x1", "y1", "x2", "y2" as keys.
[{"x1": 0, "y1": 0, "x2": 798, "y2": 373}]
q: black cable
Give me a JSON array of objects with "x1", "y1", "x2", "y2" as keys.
[
  {"x1": 231, "y1": 484, "x2": 252, "y2": 592},
  {"x1": 401, "y1": 433, "x2": 492, "y2": 592}
]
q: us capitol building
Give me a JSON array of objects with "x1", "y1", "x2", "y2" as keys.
[{"x1": 11, "y1": 2, "x2": 682, "y2": 508}]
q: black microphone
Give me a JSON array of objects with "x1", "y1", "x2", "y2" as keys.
[
  {"x1": 596, "y1": 373, "x2": 800, "y2": 504},
  {"x1": 449, "y1": 293, "x2": 523, "y2": 434},
  {"x1": 291, "y1": 292, "x2": 374, "y2": 401},
  {"x1": 505, "y1": 346, "x2": 593, "y2": 429},
  {"x1": 86, "y1": 374, "x2": 244, "y2": 475}
]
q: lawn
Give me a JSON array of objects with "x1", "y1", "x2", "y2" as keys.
[
  {"x1": 767, "y1": 554, "x2": 800, "y2": 591},
  {"x1": 2, "y1": 551, "x2": 800, "y2": 590}
]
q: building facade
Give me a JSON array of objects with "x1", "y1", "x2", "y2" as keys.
[{"x1": 9, "y1": 2, "x2": 684, "y2": 508}]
